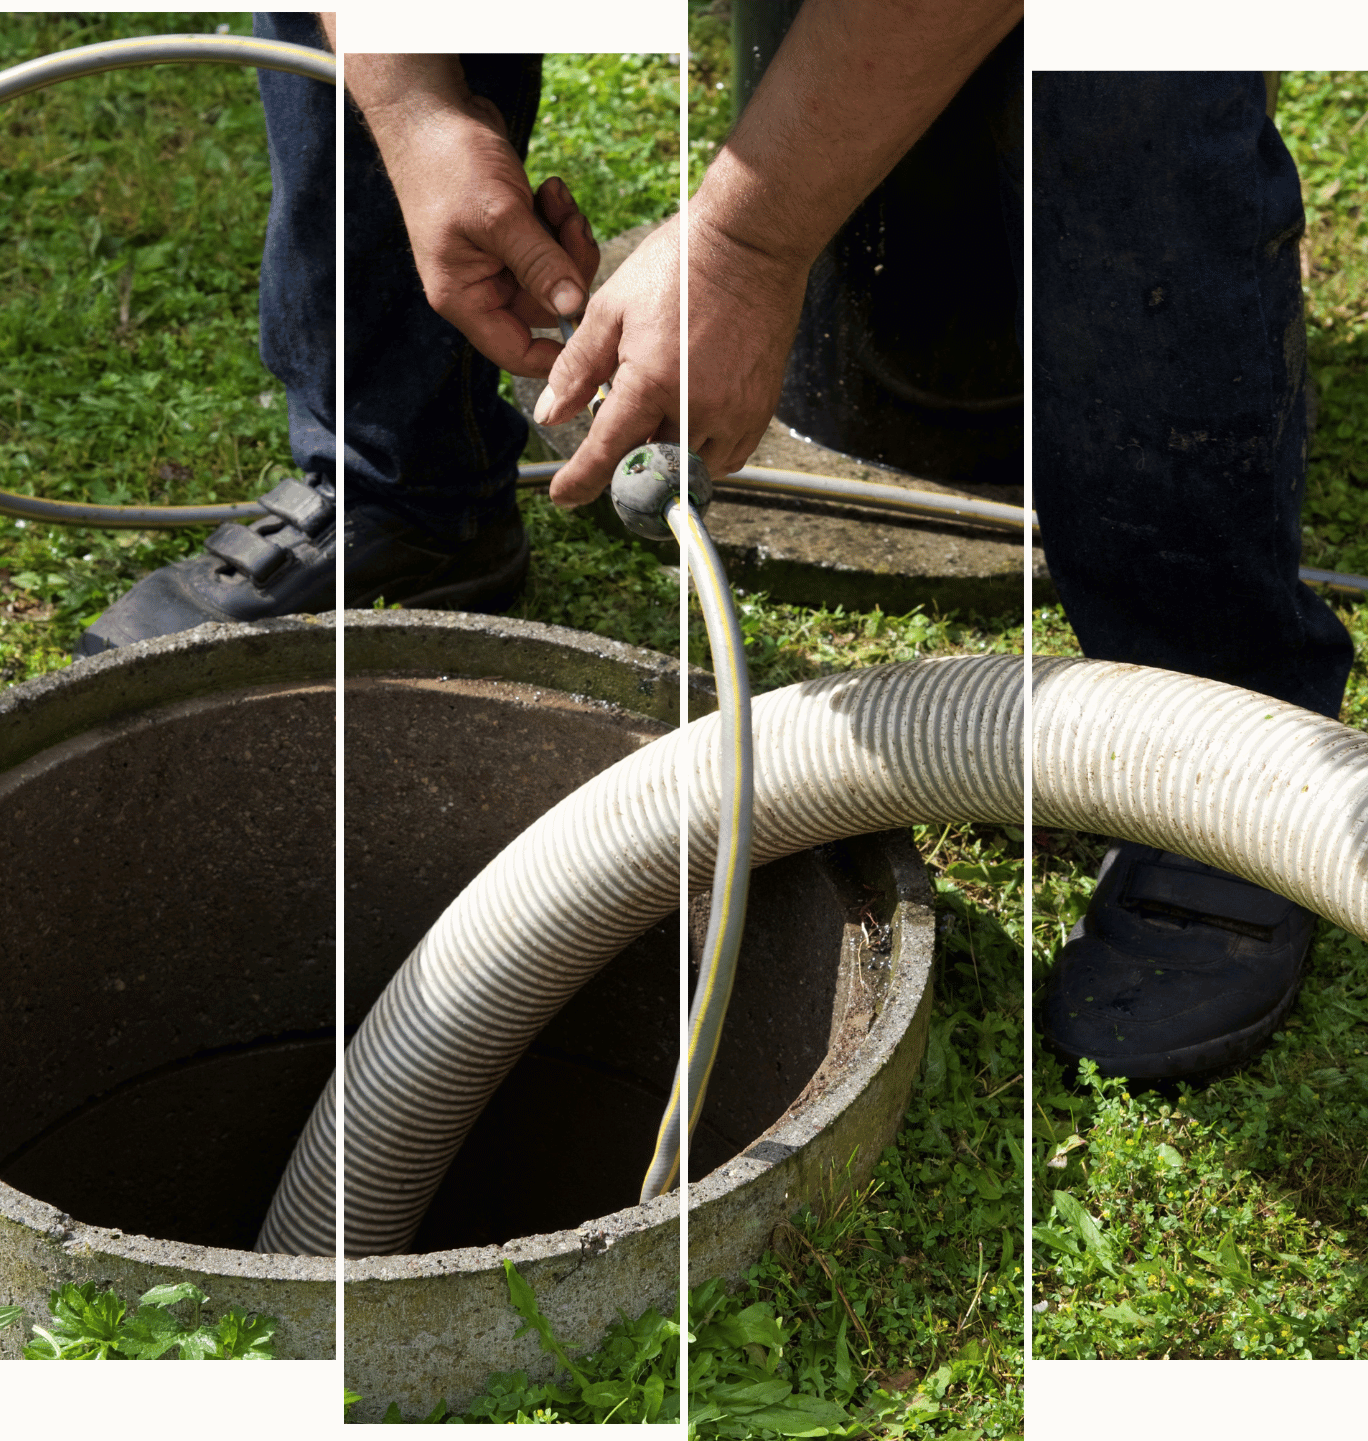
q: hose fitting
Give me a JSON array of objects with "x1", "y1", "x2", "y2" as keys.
[{"x1": 610, "y1": 443, "x2": 712, "y2": 541}]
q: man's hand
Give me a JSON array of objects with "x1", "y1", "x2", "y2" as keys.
[
  {"x1": 348, "y1": 56, "x2": 599, "y2": 378},
  {"x1": 538, "y1": 215, "x2": 681, "y2": 508},
  {"x1": 688, "y1": 214, "x2": 808, "y2": 481}
]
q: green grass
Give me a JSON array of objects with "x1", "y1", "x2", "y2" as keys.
[
  {"x1": 687, "y1": 3, "x2": 732, "y2": 194},
  {"x1": 0, "y1": 11, "x2": 292, "y2": 676},
  {"x1": 0, "y1": 36, "x2": 681, "y2": 682},
  {"x1": 688, "y1": 816, "x2": 1023, "y2": 1439},
  {"x1": 1031, "y1": 71, "x2": 1368, "y2": 1362},
  {"x1": 1032, "y1": 597, "x2": 1368, "y2": 1359},
  {"x1": 529, "y1": 54, "x2": 679, "y2": 236},
  {"x1": 1279, "y1": 73, "x2": 1368, "y2": 586},
  {"x1": 510, "y1": 491, "x2": 681, "y2": 656}
]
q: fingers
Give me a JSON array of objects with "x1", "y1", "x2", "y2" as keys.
[
  {"x1": 443, "y1": 276, "x2": 564, "y2": 378},
  {"x1": 536, "y1": 295, "x2": 622, "y2": 424},
  {"x1": 547, "y1": 363, "x2": 676, "y2": 507},
  {"x1": 692, "y1": 426, "x2": 767, "y2": 483},
  {"x1": 474, "y1": 184, "x2": 587, "y2": 326},
  {"x1": 508, "y1": 180, "x2": 599, "y2": 331},
  {"x1": 454, "y1": 179, "x2": 600, "y2": 373},
  {"x1": 535, "y1": 177, "x2": 599, "y2": 291}
]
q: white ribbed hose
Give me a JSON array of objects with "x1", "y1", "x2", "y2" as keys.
[
  {"x1": 1034, "y1": 658, "x2": 1368, "y2": 941},
  {"x1": 258, "y1": 653, "x2": 1024, "y2": 1256},
  {"x1": 260, "y1": 655, "x2": 1368, "y2": 1256}
]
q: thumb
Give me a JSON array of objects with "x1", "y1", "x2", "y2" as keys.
[
  {"x1": 483, "y1": 194, "x2": 586, "y2": 319},
  {"x1": 537, "y1": 298, "x2": 621, "y2": 425}
]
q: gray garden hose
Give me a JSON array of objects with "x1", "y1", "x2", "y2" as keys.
[
  {"x1": 638, "y1": 497, "x2": 754, "y2": 1203},
  {"x1": 0, "y1": 492, "x2": 272, "y2": 528},
  {"x1": 600, "y1": 441, "x2": 755, "y2": 1203},
  {"x1": 0, "y1": 32, "x2": 335, "y2": 104},
  {"x1": 514, "y1": 464, "x2": 1368, "y2": 595},
  {"x1": 0, "y1": 33, "x2": 335, "y2": 531},
  {"x1": 719, "y1": 465, "x2": 1037, "y2": 536}
]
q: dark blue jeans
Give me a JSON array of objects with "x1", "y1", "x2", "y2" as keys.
[
  {"x1": 1034, "y1": 72, "x2": 1353, "y2": 718},
  {"x1": 254, "y1": 15, "x2": 540, "y2": 539}
]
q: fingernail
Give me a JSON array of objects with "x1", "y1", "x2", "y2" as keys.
[
  {"x1": 550, "y1": 281, "x2": 583, "y2": 316},
  {"x1": 533, "y1": 385, "x2": 557, "y2": 425},
  {"x1": 579, "y1": 213, "x2": 595, "y2": 247}
]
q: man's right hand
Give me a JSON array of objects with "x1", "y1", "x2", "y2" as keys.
[
  {"x1": 687, "y1": 212, "x2": 809, "y2": 482},
  {"x1": 348, "y1": 55, "x2": 599, "y2": 379}
]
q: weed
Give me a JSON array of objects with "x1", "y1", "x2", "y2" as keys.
[
  {"x1": 1034, "y1": 1064, "x2": 1368, "y2": 1359},
  {"x1": 352, "y1": 1260, "x2": 680, "y2": 1424},
  {"x1": 688, "y1": 1276, "x2": 853, "y2": 1437},
  {"x1": 696, "y1": 821, "x2": 1024, "y2": 1438},
  {"x1": 5, "y1": 1280, "x2": 277, "y2": 1359}
]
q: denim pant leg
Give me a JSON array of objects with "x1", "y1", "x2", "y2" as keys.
[
  {"x1": 254, "y1": 12, "x2": 336, "y2": 476},
  {"x1": 1033, "y1": 72, "x2": 1353, "y2": 719},
  {"x1": 988, "y1": 23, "x2": 1023, "y2": 350},
  {"x1": 343, "y1": 56, "x2": 542, "y2": 539}
]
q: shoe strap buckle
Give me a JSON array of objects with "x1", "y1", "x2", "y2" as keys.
[
  {"x1": 205, "y1": 523, "x2": 289, "y2": 584},
  {"x1": 1123, "y1": 862, "x2": 1291, "y2": 938}
]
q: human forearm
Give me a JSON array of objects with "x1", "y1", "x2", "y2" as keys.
[
  {"x1": 342, "y1": 53, "x2": 478, "y2": 146},
  {"x1": 688, "y1": 0, "x2": 1020, "y2": 475},
  {"x1": 691, "y1": 0, "x2": 1022, "y2": 268}
]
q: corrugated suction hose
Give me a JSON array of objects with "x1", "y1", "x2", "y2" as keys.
[
  {"x1": 257, "y1": 652, "x2": 1025, "y2": 1256},
  {"x1": 260, "y1": 652, "x2": 1368, "y2": 1256},
  {"x1": 1033, "y1": 658, "x2": 1368, "y2": 941}
]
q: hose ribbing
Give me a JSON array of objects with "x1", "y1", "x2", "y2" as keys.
[
  {"x1": 688, "y1": 654, "x2": 1025, "y2": 882},
  {"x1": 257, "y1": 1075, "x2": 335, "y2": 1256},
  {"x1": 1033, "y1": 658, "x2": 1368, "y2": 941},
  {"x1": 260, "y1": 654, "x2": 1023, "y2": 1256},
  {"x1": 258, "y1": 653, "x2": 1368, "y2": 1257}
]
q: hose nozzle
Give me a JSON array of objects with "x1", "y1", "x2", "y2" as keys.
[{"x1": 610, "y1": 443, "x2": 712, "y2": 541}]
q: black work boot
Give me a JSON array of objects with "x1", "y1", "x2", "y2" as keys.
[
  {"x1": 343, "y1": 501, "x2": 529, "y2": 613},
  {"x1": 1040, "y1": 841, "x2": 1315, "y2": 1082},
  {"x1": 73, "y1": 474, "x2": 336, "y2": 659}
]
